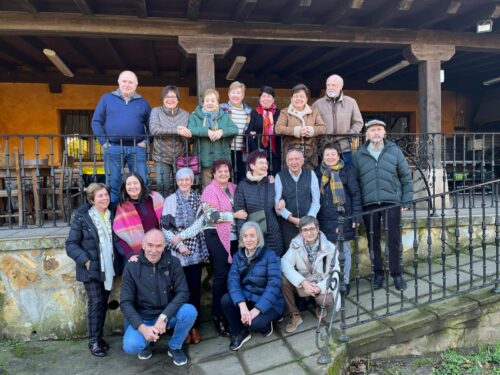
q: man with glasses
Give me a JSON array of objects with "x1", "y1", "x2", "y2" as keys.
[
  {"x1": 281, "y1": 216, "x2": 339, "y2": 332},
  {"x1": 275, "y1": 148, "x2": 320, "y2": 251}
]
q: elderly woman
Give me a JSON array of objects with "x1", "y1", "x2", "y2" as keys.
[
  {"x1": 201, "y1": 159, "x2": 247, "y2": 336},
  {"x1": 150, "y1": 85, "x2": 192, "y2": 196},
  {"x1": 113, "y1": 173, "x2": 163, "y2": 259},
  {"x1": 188, "y1": 88, "x2": 239, "y2": 187},
  {"x1": 281, "y1": 216, "x2": 340, "y2": 333},
  {"x1": 161, "y1": 167, "x2": 209, "y2": 344},
  {"x1": 246, "y1": 85, "x2": 282, "y2": 175},
  {"x1": 315, "y1": 143, "x2": 362, "y2": 297},
  {"x1": 66, "y1": 183, "x2": 122, "y2": 357},
  {"x1": 221, "y1": 222, "x2": 284, "y2": 351},
  {"x1": 234, "y1": 150, "x2": 283, "y2": 256},
  {"x1": 220, "y1": 81, "x2": 252, "y2": 183},
  {"x1": 275, "y1": 83, "x2": 326, "y2": 170}
]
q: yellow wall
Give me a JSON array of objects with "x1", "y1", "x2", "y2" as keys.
[{"x1": 0, "y1": 83, "x2": 469, "y2": 160}]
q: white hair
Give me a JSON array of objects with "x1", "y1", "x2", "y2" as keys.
[
  {"x1": 239, "y1": 221, "x2": 265, "y2": 249},
  {"x1": 118, "y1": 70, "x2": 138, "y2": 84},
  {"x1": 327, "y1": 74, "x2": 344, "y2": 87}
]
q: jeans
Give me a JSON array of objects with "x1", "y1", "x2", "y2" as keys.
[
  {"x1": 338, "y1": 241, "x2": 352, "y2": 285},
  {"x1": 154, "y1": 161, "x2": 173, "y2": 197},
  {"x1": 122, "y1": 304, "x2": 197, "y2": 353},
  {"x1": 104, "y1": 144, "x2": 148, "y2": 203}
]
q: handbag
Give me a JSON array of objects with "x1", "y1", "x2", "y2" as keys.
[{"x1": 176, "y1": 155, "x2": 200, "y2": 175}]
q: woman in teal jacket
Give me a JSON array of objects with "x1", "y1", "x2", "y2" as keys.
[{"x1": 188, "y1": 89, "x2": 239, "y2": 187}]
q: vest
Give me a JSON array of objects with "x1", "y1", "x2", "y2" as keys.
[{"x1": 279, "y1": 168, "x2": 312, "y2": 218}]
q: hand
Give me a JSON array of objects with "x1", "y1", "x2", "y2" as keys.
[
  {"x1": 276, "y1": 199, "x2": 286, "y2": 212},
  {"x1": 153, "y1": 317, "x2": 167, "y2": 335},
  {"x1": 137, "y1": 141, "x2": 147, "y2": 148},
  {"x1": 268, "y1": 175, "x2": 275, "y2": 184},
  {"x1": 289, "y1": 216, "x2": 300, "y2": 227},
  {"x1": 178, "y1": 127, "x2": 192, "y2": 138},
  {"x1": 239, "y1": 302, "x2": 251, "y2": 325},
  {"x1": 179, "y1": 245, "x2": 191, "y2": 256},
  {"x1": 85, "y1": 260, "x2": 90, "y2": 270},
  {"x1": 170, "y1": 234, "x2": 182, "y2": 246},
  {"x1": 302, "y1": 280, "x2": 320, "y2": 296},
  {"x1": 300, "y1": 126, "x2": 308, "y2": 137},
  {"x1": 138, "y1": 324, "x2": 160, "y2": 342},
  {"x1": 250, "y1": 131, "x2": 256, "y2": 138},
  {"x1": 214, "y1": 129, "x2": 223, "y2": 141},
  {"x1": 234, "y1": 209, "x2": 248, "y2": 220},
  {"x1": 208, "y1": 129, "x2": 217, "y2": 142},
  {"x1": 249, "y1": 308, "x2": 260, "y2": 321},
  {"x1": 305, "y1": 126, "x2": 315, "y2": 137},
  {"x1": 401, "y1": 207, "x2": 409, "y2": 212},
  {"x1": 128, "y1": 255, "x2": 139, "y2": 262}
]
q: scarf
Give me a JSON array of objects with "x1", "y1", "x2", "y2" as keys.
[
  {"x1": 304, "y1": 237, "x2": 320, "y2": 267},
  {"x1": 256, "y1": 103, "x2": 277, "y2": 153},
  {"x1": 88, "y1": 206, "x2": 115, "y2": 291},
  {"x1": 246, "y1": 171, "x2": 267, "y2": 182},
  {"x1": 201, "y1": 108, "x2": 220, "y2": 130},
  {"x1": 113, "y1": 192, "x2": 164, "y2": 254},
  {"x1": 175, "y1": 189, "x2": 196, "y2": 229},
  {"x1": 320, "y1": 160, "x2": 346, "y2": 205},
  {"x1": 201, "y1": 180, "x2": 237, "y2": 263}
]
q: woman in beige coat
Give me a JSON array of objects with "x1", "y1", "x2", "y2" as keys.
[{"x1": 275, "y1": 84, "x2": 326, "y2": 169}]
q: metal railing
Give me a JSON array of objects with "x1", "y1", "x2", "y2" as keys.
[{"x1": 0, "y1": 132, "x2": 499, "y2": 228}]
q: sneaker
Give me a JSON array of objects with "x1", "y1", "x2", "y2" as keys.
[
  {"x1": 138, "y1": 345, "x2": 152, "y2": 360},
  {"x1": 261, "y1": 321, "x2": 273, "y2": 337},
  {"x1": 340, "y1": 283, "x2": 351, "y2": 297},
  {"x1": 275, "y1": 316, "x2": 284, "y2": 323},
  {"x1": 168, "y1": 347, "x2": 188, "y2": 366},
  {"x1": 373, "y1": 273, "x2": 384, "y2": 289},
  {"x1": 393, "y1": 275, "x2": 407, "y2": 291},
  {"x1": 229, "y1": 329, "x2": 252, "y2": 351},
  {"x1": 285, "y1": 314, "x2": 303, "y2": 333}
]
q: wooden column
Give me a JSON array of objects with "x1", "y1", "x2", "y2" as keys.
[{"x1": 178, "y1": 36, "x2": 233, "y2": 104}]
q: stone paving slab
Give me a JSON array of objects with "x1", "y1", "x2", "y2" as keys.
[
  {"x1": 285, "y1": 329, "x2": 321, "y2": 358},
  {"x1": 190, "y1": 353, "x2": 244, "y2": 375},
  {"x1": 255, "y1": 361, "x2": 308, "y2": 375},
  {"x1": 239, "y1": 340, "x2": 295, "y2": 374}
]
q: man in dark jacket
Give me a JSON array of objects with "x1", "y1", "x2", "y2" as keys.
[
  {"x1": 121, "y1": 229, "x2": 196, "y2": 366},
  {"x1": 353, "y1": 119, "x2": 413, "y2": 291}
]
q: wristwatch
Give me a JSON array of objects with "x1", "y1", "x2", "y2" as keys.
[{"x1": 159, "y1": 313, "x2": 167, "y2": 322}]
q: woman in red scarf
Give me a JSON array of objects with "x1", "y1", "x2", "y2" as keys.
[{"x1": 246, "y1": 86, "x2": 282, "y2": 175}]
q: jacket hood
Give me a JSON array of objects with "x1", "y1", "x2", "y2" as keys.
[
  {"x1": 286, "y1": 103, "x2": 313, "y2": 117},
  {"x1": 237, "y1": 245, "x2": 265, "y2": 264}
]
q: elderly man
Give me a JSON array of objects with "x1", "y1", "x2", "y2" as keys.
[
  {"x1": 312, "y1": 74, "x2": 363, "y2": 166},
  {"x1": 281, "y1": 216, "x2": 340, "y2": 333},
  {"x1": 275, "y1": 148, "x2": 320, "y2": 251},
  {"x1": 92, "y1": 70, "x2": 151, "y2": 202},
  {"x1": 121, "y1": 229, "x2": 196, "y2": 366},
  {"x1": 353, "y1": 119, "x2": 413, "y2": 291}
]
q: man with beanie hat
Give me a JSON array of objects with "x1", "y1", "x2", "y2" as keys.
[{"x1": 353, "y1": 119, "x2": 413, "y2": 291}]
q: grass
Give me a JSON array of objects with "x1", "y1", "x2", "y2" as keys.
[{"x1": 432, "y1": 342, "x2": 500, "y2": 375}]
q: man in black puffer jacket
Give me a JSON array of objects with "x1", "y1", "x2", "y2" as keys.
[
  {"x1": 353, "y1": 119, "x2": 413, "y2": 291},
  {"x1": 121, "y1": 229, "x2": 196, "y2": 366}
]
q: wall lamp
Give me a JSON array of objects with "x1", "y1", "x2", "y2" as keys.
[
  {"x1": 226, "y1": 56, "x2": 246, "y2": 81},
  {"x1": 477, "y1": 19, "x2": 493, "y2": 33},
  {"x1": 43, "y1": 49, "x2": 74, "y2": 77},
  {"x1": 483, "y1": 76, "x2": 500, "y2": 86},
  {"x1": 367, "y1": 60, "x2": 410, "y2": 84}
]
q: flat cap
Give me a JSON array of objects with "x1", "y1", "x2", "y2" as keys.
[{"x1": 365, "y1": 119, "x2": 386, "y2": 129}]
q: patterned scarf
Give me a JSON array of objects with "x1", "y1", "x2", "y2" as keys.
[
  {"x1": 256, "y1": 103, "x2": 277, "y2": 153},
  {"x1": 175, "y1": 189, "x2": 196, "y2": 229},
  {"x1": 202, "y1": 108, "x2": 220, "y2": 130},
  {"x1": 88, "y1": 206, "x2": 115, "y2": 291},
  {"x1": 320, "y1": 160, "x2": 346, "y2": 205}
]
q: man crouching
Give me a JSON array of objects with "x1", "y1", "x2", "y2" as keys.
[{"x1": 121, "y1": 229, "x2": 196, "y2": 366}]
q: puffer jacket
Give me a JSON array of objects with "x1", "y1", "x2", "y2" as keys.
[
  {"x1": 120, "y1": 250, "x2": 190, "y2": 329},
  {"x1": 275, "y1": 104, "x2": 326, "y2": 168},
  {"x1": 65, "y1": 204, "x2": 123, "y2": 283},
  {"x1": 281, "y1": 232, "x2": 340, "y2": 311},
  {"x1": 188, "y1": 106, "x2": 239, "y2": 168},
  {"x1": 227, "y1": 246, "x2": 284, "y2": 315},
  {"x1": 315, "y1": 165, "x2": 362, "y2": 242},
  {"x1": 353, "y1": 140, "x2": 413, "y2": 206},
  {"x1": 234, "y1": 176, "x2": 284, "y2": 256},
  {"x1": 149, "y1": 106, "x2": 190, "y2": 164}
]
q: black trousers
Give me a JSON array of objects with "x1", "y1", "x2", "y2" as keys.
[
  {"x1": 221, "y1": 294, "x2": 280, "y2": 335},
  {"x1": 281, "y1": 218, "x2": 299, "y2": 253},
  {"x1": 183, "y1": 263, "x2": 202, "y2": 327},
  {"x1": 231, "y1": 150, "x2": 246, "y2": 184},
  {"x1": 84, "y1": 280, "x2": 110, "y2": 342},
  {"x1": 363, "y1": 204, "x2": 402, "y2": 276},
  {"x1": 204, "y1": 229, "x2": 238, "y2": 318}
]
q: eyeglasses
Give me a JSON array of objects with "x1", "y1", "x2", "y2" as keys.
[
  {"x1": 164, "y1": 95, "x2": 178, "y2": 99},
  {"x1": 300, "y1": 226, "x2": 318, "y2": 233}
]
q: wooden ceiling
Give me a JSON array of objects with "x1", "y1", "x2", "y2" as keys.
[{"x1": 0, "y1": 0, "x2": 500, "y2": 93}]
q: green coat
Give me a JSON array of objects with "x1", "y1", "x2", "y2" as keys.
[{"x1": 188, "y1": 106, "x2": 239, "y2": 168}]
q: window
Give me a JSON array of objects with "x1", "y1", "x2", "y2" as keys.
[
  {"x1": 60, "y1": 110, "x2": 103, "y2": 162},
  {"x1": 361, "y1": 112, "x2": 411, "y2": 134}
]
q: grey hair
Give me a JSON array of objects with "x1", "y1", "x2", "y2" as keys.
[
  {"x1": 118, "y1": 70, "x2": 138, "y2": 84},
  {"x1": 176, "y1": 167, "x2": 194, "y2": 183},
  {"x1": 298, "y1": 215, "x2": 320, "y2": 231},
  {"x1": 239, "y1": 221, "x2": 265, "y2": 249},
  {"x1": 327, "y1": 74, "x2": 344, "y2": 87}
]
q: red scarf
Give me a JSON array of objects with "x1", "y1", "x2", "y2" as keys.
[{"x1": 256, "y1": 103, "x2": 277, "y2": 153}]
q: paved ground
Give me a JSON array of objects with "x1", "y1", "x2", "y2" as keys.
[{"x1": 0, "y1": 309, "x2": 330, "y2": 375}]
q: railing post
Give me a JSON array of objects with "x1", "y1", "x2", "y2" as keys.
[{"x1": 493, "y1": 181, "x2": 500, "y2": 294}]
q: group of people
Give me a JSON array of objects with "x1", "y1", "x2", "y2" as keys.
[{"x1": 66, "y1": 70, "x2": 413, "y2": 366}]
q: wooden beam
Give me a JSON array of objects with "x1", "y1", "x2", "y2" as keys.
[
  {"x1": 145, "y1": 40, "x2": 159, "y2": 76},
  {"x1": 257, "y1": 47, "x2": 309, "y2": 76},
  {"x1": 340, "y1": 51, "x2": 403, "y2": 76},
  {"x1": 279, "y1": 0, "x2": 312, "y2": 23},
  {"x1": 398, "y1": 0, "x2": 414, "y2": 11},
  {"x1": 3, "y1": 13, "x2": 500, "y2": 52},
  {"x1": 277, "y1": 48, "x2": 330, "y2": 77},
  {"x1": 323, "y1": 0, "x2": 353, "y2": 25},
  {"x1": 104, "y1": 39, "x2": 127, "y2": 69},
  {"x1": 369, "y1": 0, "x2": 408, "y2": 27},
  {"x1": 412, "y1": 1, "x2": 461, "y2": 29},
  {"x1": 446, "y1": 0, "x2": 462, "y2": 15},
  {"x1": 73, "y1": 0, "x2": 93, "y2": 15},
  {"x1": 287, "y1": 48, "x2": 347, "y2": 76},
  {"x1": 234, "y1": 0, "x2": 258, "y2": 22},
  {"x1": 456, "y1": 3, "x2": 500, "y2": 31},
  {"x1": 307, "y1": 49, "x2": 378, "y2": 77},
  {"x1": 349, "y1": 0, "x2": 364, "y2": 9},
  {"x1": 132, "y1": 0, "x2": 148, "y2": 18},
  {"x1": 179, "y1": 55, "x2": 188, "y2": 78},
  {"x1": 61, "y1": 37, "x2": 101, "y2": 73},
  {"x1": 0, "y1": 41, "x2": 40, "y2": 71},
  {"x1": 15, "y1": 0, "x2": 39, "y2": 14},
  {"x1": 187, "y1": 0, "x2": 202, "y2": 20}
]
